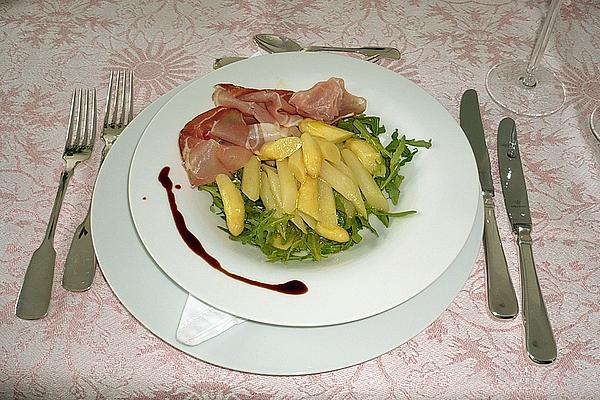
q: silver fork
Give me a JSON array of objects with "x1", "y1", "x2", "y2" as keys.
[
  {"x1": 62, "y1": 70, "x2": 133, "y2": 292},
  {"x1": 16, "y1": 89, "x2": 97, "y2": 320}
]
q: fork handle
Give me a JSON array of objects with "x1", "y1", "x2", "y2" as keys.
[
  {"x1": 45, "y1": 168, "x2": 74, "y2": 241},
  {"x1": 304, "y1": 46, "x2": 400, "y2": 59},
  {"x1": 63, "y1": 145, "x2": 114, "y2": 292},
  {"x1": 101, "y1": 141, "x2": 115, "y2": 162},
  {"x1": 62, "y1": 210, "x2": 95, "y2": 291},
  {"x1": 16, "y1": 168, "x2": 74, "y2": 319},
  {"x1": 214, "y1": 56, "x2": 247, "y2": 69}
]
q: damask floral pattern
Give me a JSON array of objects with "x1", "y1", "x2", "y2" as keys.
[
  {"x1": 1, "y1": 1, "x2": 599, "y2": 399},
  {"x1": 107, "y1": 32, "x2": 198, "y2": 102}
]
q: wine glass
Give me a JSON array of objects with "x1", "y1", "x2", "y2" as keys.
[
  {"x1": 486, "y1": 0, "x2": 566, "y2": 116},
  {"x1": 591, "y1": 106, "x2": 600, "y2": 142}
]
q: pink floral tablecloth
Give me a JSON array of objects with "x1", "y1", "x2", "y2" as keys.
[{"x1": 1, "y1": 1, "x2": 599, "y2": 398}]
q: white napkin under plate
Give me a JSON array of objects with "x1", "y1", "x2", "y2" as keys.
[
  {"x1": 176, "y1": 294, "x2": 245, "y2": 345},
  {"x1": 176, "y1": 52, "x2": 269, "y2": 346}
]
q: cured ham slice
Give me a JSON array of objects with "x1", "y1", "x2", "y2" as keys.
[
  {"x1": 247, "y1": 123, "x2": 301, "y2": 150},
  {"x1": 179, "y1": 78, "x2": 366, "y2": 186},
  {"x1": 216, "y1": 143, "x2": 253, "y2": 171},
  {"x1": 213, "y1": 84, "x2": 303, "y2": 127},
  {"x1": 180, "y1": 106, "x2": 252, "y2": 148},
  {"x1": 179, "y1": 106, "x2": 228, "y2": 152},
  {"x1": 210, "y1": 109, "x2": 249, "y2": 147},
  {"x1": 181, "y1": 138, "x2": 253, "y2": 186},
  {"x1": 289, "y1": 78, "x2": 367, "y2": 123},
  {"x1": 182, "y1": 138, "x2": 231, "y2": 187}
]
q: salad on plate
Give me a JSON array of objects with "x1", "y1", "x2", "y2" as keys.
[{"x1": 178, "y1": 78, "x2": 431, "y2": 262}]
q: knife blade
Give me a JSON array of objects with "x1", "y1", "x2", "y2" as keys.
[
  {"x1": 460, "y1": 89, "x2": 518, "y2": 319},
  {"x1": 497, "y1": 117, "x2": 557, "y2": 364}
]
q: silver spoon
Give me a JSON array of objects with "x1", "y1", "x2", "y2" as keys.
[{"x1": 254, "y1": 34, "x2": 400, "y2": 60}]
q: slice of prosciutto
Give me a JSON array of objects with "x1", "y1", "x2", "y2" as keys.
[
  {"x1": 213, "y1": 84, "x2": 303, "y2": 127},
  {"x1": 289, "y1": 77, "x2": 367, "y2": 124},
  {"x1": 179, "y1": 78, "x2": 366, "y2": 187},
  {"x1": 181, "y1": 138, "x2": 253, "y2": 187}
]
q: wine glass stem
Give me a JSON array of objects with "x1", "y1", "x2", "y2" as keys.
[{"x1": 521, "y1": 0, "x2": 563, "y2": 88}]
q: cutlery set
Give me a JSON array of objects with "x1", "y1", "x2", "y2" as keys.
[
  {"x1": 15, "y1": 35, "x2": 555, "y2": 366},
  {"x1": 62, "y1": 70, "x2": 134, "y2": 292},
  {"x1": 16, "y1": 89, "x2": 97, "y2": 320},
  {"x1": 460, "y1": 90, "x2": 556, "y2": 364},
  {"x1": 16, "y1": 70, "x2": 134, "y2": 319},
  {"x1": 213, "y1": 33, "x2": 400, "y2": 69}
]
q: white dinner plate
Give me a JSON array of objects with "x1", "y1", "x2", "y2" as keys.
[
  {"x1": 91, "y1": 77, "x2": 484, "y2": 374},
  {"x1": 128, "y1": 52, "x2": 480, "y2": 327}
]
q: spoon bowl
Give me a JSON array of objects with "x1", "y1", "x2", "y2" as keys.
[{"x1": 255, "y1": 34, "x2": 303, "y2": 53}]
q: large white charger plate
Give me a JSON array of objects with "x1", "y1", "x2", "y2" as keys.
[
  {"x1": 91, "y1": 77, "x2": 484, "y2": 375},
  {"x1": 128, "y1": 53, "x2": 480, "y2": 327}
]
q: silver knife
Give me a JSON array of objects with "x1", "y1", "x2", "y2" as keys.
[
  {"x1": 460, "y1": 89, "x2": 518, "y2": 319},
  {"x1": 497, "y1": 117, "x2": 557, "y2": 364}
]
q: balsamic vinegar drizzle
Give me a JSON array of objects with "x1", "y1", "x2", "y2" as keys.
[{"x1": 158, "y1": 166, "x2": 308, "y2": 295}]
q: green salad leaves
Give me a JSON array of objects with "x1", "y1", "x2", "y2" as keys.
[{"x1": 199, "y1": 115, "x2": 431, "y2": 262}]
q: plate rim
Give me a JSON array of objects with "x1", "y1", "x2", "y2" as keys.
[
  {"x1": 91, "y1": 77, "x2": 484, "y2": 375},
  {"x1": 127, "y1": 52, "x2": 480, "y2": 327}
]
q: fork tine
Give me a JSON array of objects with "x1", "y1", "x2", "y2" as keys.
[
  {"x1": 74, "y1": 89, "x2": 83, "y2": 146},
  {"x1": 64, "y1": 90, "x2": 77, "y2": 150},
  {"x1": 91, "y1": 89, "x2": 97, "y2": 146},
  {"x1": 111, "y1": 71, "x2": 123, "y2": 126},
  {"x1": 83, "y1": 89, "x2": 90, "y2": 147},
  {"x1": 103, "y1": 70, "x2": 115, "y2": 128},
  {"x1": 119, "y1": 70, "x2": 127, "y2": 125},
  {"x1": 127, "y1": 71, "x2": 134, "y2": 123}
]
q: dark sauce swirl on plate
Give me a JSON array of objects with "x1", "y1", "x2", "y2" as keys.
[{"x1": 158, "y1": 166, "x2": 308, "y2": 295}]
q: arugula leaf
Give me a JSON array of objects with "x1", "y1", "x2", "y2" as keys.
[
  {"x1": 197, "y1": 114, "x2": 430, "y2": 263},
  {"x1": 378, "y1": 134, "x2": 406, "y2": 191},
  {"x1": 198, "y1": 183, "x2": 224, "y2": 213},
  {"x1": 199, "y1": 183, "x2": 359, "y2": 262},
  {"x1": 405, "y1": 139, "x2": 432, "y2": 148},
  {"x1": 338, "y1": 115, "x2": 391, "y2": 158},
  {"x1": 337, "y1": 117, "x2": 431, "y2": 206},
  {"x1": 367, "y1": 207, "x2": 417, "y2": 228}
]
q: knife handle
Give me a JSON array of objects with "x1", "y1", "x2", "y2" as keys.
[
  {"x1": 516, "y1": 226, "x2": 557, "y2": 364},
  {"x1": 482, "y1": 193, "x2": 519, "y2": 319}
]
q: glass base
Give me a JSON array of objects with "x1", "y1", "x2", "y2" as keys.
[
  {"x1": 486, "y1": 60, "x2": 565, "y2": 117},
  {"x1": 591, "y1": 106, "x2": 600, "y2": 142}
]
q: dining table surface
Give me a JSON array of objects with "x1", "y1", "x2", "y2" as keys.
[{"x1": 1, "y1": 0, "x2": 599, "y2": 398}]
